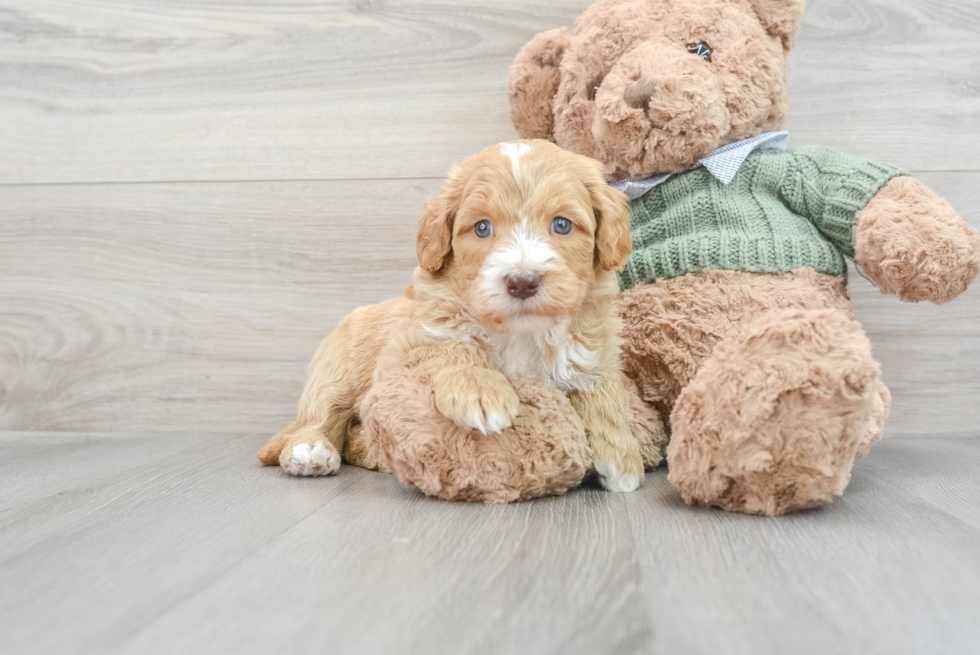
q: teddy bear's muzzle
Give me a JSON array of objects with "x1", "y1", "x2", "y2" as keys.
[{"x1": 591, "y1": 41, "x2": 731, "y2": 178}]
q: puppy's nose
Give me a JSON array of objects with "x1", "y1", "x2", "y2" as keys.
[{"x1": 506, "y1": 272, "x2": 540, "y2": 300}]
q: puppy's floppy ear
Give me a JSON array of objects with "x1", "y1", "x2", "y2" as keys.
[
  {"x1": 747, "y1": 0, "x2": 806, "y2": 51},
  {"x1": 508, "y1": 28, "x2": 571, "y2": 140},
  {"x1": 417, "y1": 172, "x2": 462, "y2": 272},
  {"x1": 590, "y1": 180, "x2": 632, "y2": 272}
]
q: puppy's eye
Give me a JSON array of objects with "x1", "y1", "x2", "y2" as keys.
[
  {"x1": 474, "y1": 219, "x2": 494, "y2": 238},
  {"x1": 551, "y1": 217, "x2": 573, "y2": 235},
  {"x1": 589, "y1": 80, "x2": 603, "y2": 100},
  {"x1": 687, "y1": 42, "x2": 712, "y2": 61}
]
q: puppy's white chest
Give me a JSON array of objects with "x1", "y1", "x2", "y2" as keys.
[{"x1": 491, "y1": 326, "x2": 599, "y2": 392}]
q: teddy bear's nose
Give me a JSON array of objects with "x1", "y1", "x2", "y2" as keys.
[{"x1": 624, "y1": 79, "x2": 657, "y2": 110}]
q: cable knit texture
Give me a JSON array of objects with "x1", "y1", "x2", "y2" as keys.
[{"x1": 619, "y1": 145, "x2": 904, "y2": 290}]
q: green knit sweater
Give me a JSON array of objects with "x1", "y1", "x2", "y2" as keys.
[{"x1": 618, "y1": 145, "x2": 906, "y2": 291}]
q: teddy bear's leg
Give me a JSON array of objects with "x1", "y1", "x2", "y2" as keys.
[
  {"x1": 666, "y1": 308, "x2": 883, "y2": 515},
  {"x1": 856, "y1": 381, "x2": 891, "y2": 460}
]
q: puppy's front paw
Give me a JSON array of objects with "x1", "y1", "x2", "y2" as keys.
[
  {"x1": 595, "y1": 457, "x2": 643, "y2": 493},
  {"x1": 433, "y1": 368, "x2": 520, "y2": 434},
  {"x1": 281, "y1": 440, "x2": 341, "y2": 477}
]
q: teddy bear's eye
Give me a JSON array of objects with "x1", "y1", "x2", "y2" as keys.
[
  {"x1": 687, "y1": 42, "x2": 712, "y2": 61},
  {"x1": 589, "y1": 79, "x2": 604, "y2": 100}
]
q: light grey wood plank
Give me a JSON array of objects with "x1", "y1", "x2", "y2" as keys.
[
  {"x1": 0, "y1": 434, "x2": 978, "y2": 655},
  {"x1": 855, "y1": 437, "x2": 980, "y2": 530},
  {"x1": 0, "y1": 178, "x2": 433, "y2": 287},
  {"x1": 784, "y1": 0, "x2": 980, "y2": 172},
  {"x1": 1, "y1": 174, "x2": 978, "y2": 437},
  {"x1": 0, "y1": 179, "x2": 426, "y2": 434},
  {"x1": 0, "y1": 433, "x2": 652, "y2": 655},
  {"x1": 625, "y1": 442, "x2": 980, "y2": 655},
  {"x1": 1, "y1": 0, "x2": 978, "y2": 185},
  {"x1": 0, "y1": 431, "x2": 210, "y2": 511}
]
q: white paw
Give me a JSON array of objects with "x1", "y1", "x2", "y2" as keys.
[
  {"x1": 464, "y1": 409, "x2": 514, "y2": 435},
  {"x1": 282, "y1": 441, "x2": 340, "y2": 477},
  {"x1": 595, "y1": 460, "x2": 642, "y2": 493}
]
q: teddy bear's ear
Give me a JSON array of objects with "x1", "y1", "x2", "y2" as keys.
[
  {"x1": 748, "y1": 0, "x2": 806, "y2": 51},
  {"x1": 416, "y1": 171, "x2": 461, "y2": 272},
  {"x1": 590, "y1": 181, "x2": 632, "y2": 272},
  {"x1": 508, "y1": 28, "x2": 571, "y2": 140}
]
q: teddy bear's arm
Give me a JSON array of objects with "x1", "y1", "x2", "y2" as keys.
[
  {"x1": 852, "y1": 177, "x2": 980, "y2": 304},
  {"x1": 779, "y1": 146, "x2": 980, "y2": 303},
  {"x1": 778, "y1": 145, "x2": 905, "y2": 258}
]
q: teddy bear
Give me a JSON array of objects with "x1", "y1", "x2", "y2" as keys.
[{"x1": 507, "y1": 0, "x2": 980, "y2": 514}]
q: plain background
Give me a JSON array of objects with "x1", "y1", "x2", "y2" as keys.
[{"x1": 1, "y1": 0, "x2": 978, "y2": 440}]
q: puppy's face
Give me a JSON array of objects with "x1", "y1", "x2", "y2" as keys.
[{"x1": 417, "y1": 140, "x2": 631, "y2": 333}]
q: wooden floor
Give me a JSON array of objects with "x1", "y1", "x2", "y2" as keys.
[
  {"x1": 2, "y1": 0, "x2": 980, "y2": 653},
  {"x1": 0, "y1": 433, "x2": 978, "y2": 655}
]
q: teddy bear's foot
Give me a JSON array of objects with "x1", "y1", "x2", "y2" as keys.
[
  {"x1": 361, "y1": 372, "x2": 591, "y2": 503},
  {"x1": 666, "y1": 309, "x2": 884, "y2": 516},
  {"x1": 856, "y1": 381, "x2": 891, "y2": 460}
]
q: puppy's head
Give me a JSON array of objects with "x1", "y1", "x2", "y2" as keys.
[{"x1": 417, "y1": 139, "x2": 631, "y2": 333}]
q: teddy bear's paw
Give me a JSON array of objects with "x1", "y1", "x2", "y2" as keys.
[
  {"x1": 854, "y1": 176, "x2": 980, "y2": 304},
  {"x1": 281, "y1": 440, "x2": 341, "y2": 477},
  {"x1": 433, "y1": 367, "x2": 521, "y2": 435},
  {"x1": 595, "y1": 458, "x2": 643, "y2": 493}
]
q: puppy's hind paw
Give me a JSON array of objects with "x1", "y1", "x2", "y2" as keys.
[
  {"x1": 281, "y1": 441, "x2": 341, "y2": 477},
  {"x1": 595, "y1": 460, "x2": 642, "y2": 493}
]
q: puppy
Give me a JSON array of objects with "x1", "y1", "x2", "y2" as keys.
[{"x1": 257, "y1": 139, "x2": 644, "y2": 492}]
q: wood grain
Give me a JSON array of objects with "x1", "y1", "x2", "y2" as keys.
[
  {"x1": 0, "y1": 0, "x2": 978, "y2": 185},
  {"x1": 1, "y1": 173, "x2": 977, "y2": 436},
  {"x1": 0, "y1": 2, "x2": 978, "y2": 653},
  {"x1": 0, "y1": 433, "x2": 977, "y2": 655},
  {"x1": 627, "y1": 440, "x2": 980, "y2": 655}
]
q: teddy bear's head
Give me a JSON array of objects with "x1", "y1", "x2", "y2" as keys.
[{"x1": 508, "y1": 0, "x2": 805, "y2": 181}]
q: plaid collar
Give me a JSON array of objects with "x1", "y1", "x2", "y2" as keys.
[{"x1": 610, "y1": 131, "x2": 790, "y2": 200}]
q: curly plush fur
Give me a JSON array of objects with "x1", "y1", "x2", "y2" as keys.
[
  {"x1": 854, "y1": 176, "x2": 980, "y2": 304},
  {"x1": 667, "y1": 308, "x2": 887, "y2": 515},
  {"x1": 361, "y1": 375, "x2": 591, "y2": 503},
  {"x1": 509, "y1": 0, "x2": 979, "y2": 514},
  {"x1": 358, "y1": 371, "x2": 665, "y2": 503},
  {"x1": 620, "y1": 269, "x2": 892, "y2": 514}
]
